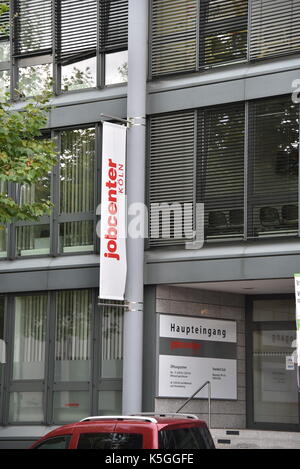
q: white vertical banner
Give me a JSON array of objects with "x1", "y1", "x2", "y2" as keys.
[
  {"x1": 100, "y1": 122, "x2": 127, "y2": 300},
  {"x1": 294, "y1": 274, "x2": 300, "y2": 388}
]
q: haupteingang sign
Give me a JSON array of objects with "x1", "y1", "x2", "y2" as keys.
[
  {"x1": 99, "y1": 122, "x2": 127, "y2": 301},
  {"x1": 294, "y1": 274, "x2": 300, "y2": 388},
  {"x1": 158, "y1": 314, "x2": 237, "y2": 400}
]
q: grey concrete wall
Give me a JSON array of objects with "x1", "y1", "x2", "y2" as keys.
[{"x1": 155, "y1": 286, "x2": 246, "y2": 429}]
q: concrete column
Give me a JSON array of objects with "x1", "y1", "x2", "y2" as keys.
[{"x1": 122, "y1": 0, "x2": 148, "y2": 414}]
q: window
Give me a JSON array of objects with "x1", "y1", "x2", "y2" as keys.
[
  {"x1": 248, "y1": 296, "x2": 300, "y2": 430},
  {"x1": 151, "y1": 0, "x2": 300, "y2": 77},
  {"x1": 77, "y1": 433, "x2": 143, "y2": 450},
  {"x1": 59, "y1": 128, "x2": 96, "y2": 253},
  {"x1": 35, "y1": 435, "x2": 71, "y2": 449},
  {"x1": 149, "y1": 95, "x2": 299, "y2": 245},
  {"x1": 159, "y1": 426, "x2": 214, "y2": 449},
  {"x1": 1, "y1": 0, "x2": 128, "y2": 96},
  {"x1": 197, "y1": 103, "x2": 245, "y2": 240},
  {"x1": 55, "y1": 290, "x2": 92, "y2": 382},
  {"x1": 247, "y1": 96, "x2": 299, "y2": 238},
  {"x1": 250, "y1": 0, "x2": 300, "y2": 61},
  {"x1": 199, "y1": 0, "x2": 248, "y2": 67},
  {"x1": 0, "y1": 289, "x2": 123, "y2": 425},
  {"x1": 13, "y1": 295, "x2": 47, "y2": 380}
]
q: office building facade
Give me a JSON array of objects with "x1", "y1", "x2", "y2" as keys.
[{"x1": 0, "y1": 0, "x2": 300, "y2": 448}]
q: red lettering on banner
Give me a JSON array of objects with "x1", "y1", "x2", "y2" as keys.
[{"x1": 104, "y1": 158, "x2": 120, "y2": 261}]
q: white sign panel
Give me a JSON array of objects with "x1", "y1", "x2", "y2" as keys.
[
  {"x1": 100, "y1": 122, "x2": 127, "y2": 301},
  {"x1": 158, "y1": 314, "x2": 237, "y2": 400}
]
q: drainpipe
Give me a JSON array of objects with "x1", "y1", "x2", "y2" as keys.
[{"x1": 122, "y1": 0, "x2": 148, "y2": 414}]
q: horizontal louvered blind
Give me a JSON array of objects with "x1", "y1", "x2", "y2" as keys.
[
  {"x1": 100, "y1": 0, "x2": 128, "y2": 51},
  {"x1": 57, "y1": 0, "x2": 97, "y2": 64},
  {"x1": 14, "y1": 0, "x2": 52, "y2": 57},
  {"x1": 149, "y1": 111, "x2": 195, "y2": 246},
  {"x1": 151, "y1": 0, "x2": 197, "y2": 77},
  {"x1": 0, "y1": 1, "x2": 9, "y2": 40},
  {"x1": 199, "y1": 0, "x2": 248, "y2": 67},
  {"x1": 247, "y1": 96, "x2": 299, "y2": 238},
  {"x1": 197, "y1": 103, "x2": 245, "y2": 239},
  {"x1": 250, "y1": 0, "x2": 300, "y2": 60}
]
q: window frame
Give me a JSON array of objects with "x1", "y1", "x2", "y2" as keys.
[
  {"x1": 246, "y1": 294, "x2": 300, "y2": 432},
  {"x1": 0, "y1": 289, "x2": 123, "y2": 426}
]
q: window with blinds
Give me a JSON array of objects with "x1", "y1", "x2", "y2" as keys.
[
  {"x1": 55, "y1": 290, "x2": 92, "y2": 382},
  {"x1": 13, "y1": 295, "x2": 47, "y2": 380},
  {"x1": 250, "y1": 0, "x2": 300, "y2": 60},
  {"x1": 199, "y1": 0, "x2": 248, "y2": 67},
  {"x1": 197, "y1": 103, "x2": 245, "y2": 239},
  {"x1": 247, "y1": 95, "x2": 299, "y2": 238},
  {"x1": 14, "y1": 0, "x2": 53, "y2": 57},
  {"x1": 59, "y1": 128, "x2": 95, "y2": 253},
  {"x1": 0, "y1": 0, "x2": 9, "y2": 41},
  {"x1": 149, "y1": 111, "x2": 195, "y2": 246},
  {"x1": 99, "y1": 0, "x2": 128, "y2": 52},
  {"x1": 102, "y1": 303, "x2": 123, "y2": 379},
  {"x1": 151, "y1": 0, "x2": 198, "y2": 77}
]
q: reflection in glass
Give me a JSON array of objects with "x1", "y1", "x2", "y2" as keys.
[
  {"x1": 0, "y1": 70, "x2": 10, "y2": 98},
  {"x1": 201, "y1": 0, "x2": 248, "y2": 67},
  {"x1": 249, "y1": 97, "x2": 299, "y2": 237},
  {"x1": 105, "y1": 51, "x2": 128, "y2": 85},
  {"x1": 98, "y1": 391, "x2": 122, "y2": 416},
  {"x1": 60, "y1": 128, "x2": 95, "y2": 214},
  {"x1": 62, "y1": 57, "x2": 96, "y2": 92},
  {"x1": 13, "y1": 295, "x2": 47, "y2": 380},
  {"x1": 0, "y1": 41, "x2": 10, "y2": 62},
  {"x1": 55, "y1": 290, "x2": 92, "y2": 382},
  {"x1": 102, "y1": 306, "x2": 123, "y2": 378},
  {"x1": 9, "y1": 392, "x2": 44, "y2": 423},
  {"x1": 0, "y1": 227, "x2": 6, "y2": 258},
  {"x1": 253, "y1": 330, "x2": 298, "y2": 425},
  {"x1": 53, "y1": 391, "x2": 89, "y2": 424},
  {"x1": 0, "y1": 297, "x2": 4, "y2": 385},
  {"x1": 19, "y1": 175, "x2": 51, "y2": 205},
  {"x1": 16, "y1": 224, "x2": 50, "y2": 256},
  {"x1": 18, "y1": 63, "x2": 52, "y2": 97},
  {"x1": 60, "y1": 221, "x2": 94, "y2": 254}
]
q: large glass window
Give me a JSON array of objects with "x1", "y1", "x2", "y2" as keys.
[
  {"x1": 199, "y1": 0, "x2": 248, "y2": 68},
  {"x1": 0, "y1": 290, "x2": 123, "y2": 425},
  {"x1": 101, "y1": 306, "x2": 123, "y2": 378},
  {"x1": 0, "y1": 297, "x2": 4, "y2": 386},
  {"x1": 59, "y1": 128, "x2": 95, "y2": 253},
  {"x1": 249, "y1": 297, "x2": 300, "y2": 430},
  {"x1": 248, "y1": 96, "x2": 299, "y2": 238},
  {"x1": 13, "y1": 296, "x2": 47, "y2": 380},
  {"x1": 9, "y1": 391, "x2": 44, "y2": 423},
  {"x1": 55, "y1": 290, "x2": 92, "y2": 382},
  {"x1": 197, "y1": 103, "x2": 245, "y2": 240}
]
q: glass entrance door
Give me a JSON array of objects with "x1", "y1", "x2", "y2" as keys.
[{"x1": 248, "y1": 297, "x2": 300, "y2": 430}]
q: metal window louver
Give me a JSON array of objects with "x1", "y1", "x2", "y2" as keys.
[
  {"x1": 247, "y1": 95, "x2": 299, "y2": 238},
  {"x1": 99, "y1": 0, "x2": 128, "y2": 52},
  {"x1": 250, "y1": 0, "x2": 300, "y2": 60},
  {"x1": 0, "y1": 0, "x2": 9, "y2": 40},
  {"x1": 151, "y1": 0, "x2": 198, "y2": 77},
  {"x1": 149, "y1": 111, "x2": 195, "y2": 246},
  {"x1": 57, "y1": 0, "x2": 98, "y2": 65},
  {"x1": 199, "y1": 0, "x2": 248, "y2": 67},
  {"x1": 197, "y1": 103, "x2": 245, "y2": 240},
  {"x1": 14, "y1": 0, "x2": 52, "y2": 57}
]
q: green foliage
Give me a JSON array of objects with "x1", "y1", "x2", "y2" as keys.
[{"x1": 0, "y1": 88, "x2": 57, "y2": 226}]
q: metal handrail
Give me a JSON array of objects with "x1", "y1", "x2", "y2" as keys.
[{"x1": 176, "y1": 381, "x2": 211, "y2": 429}]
